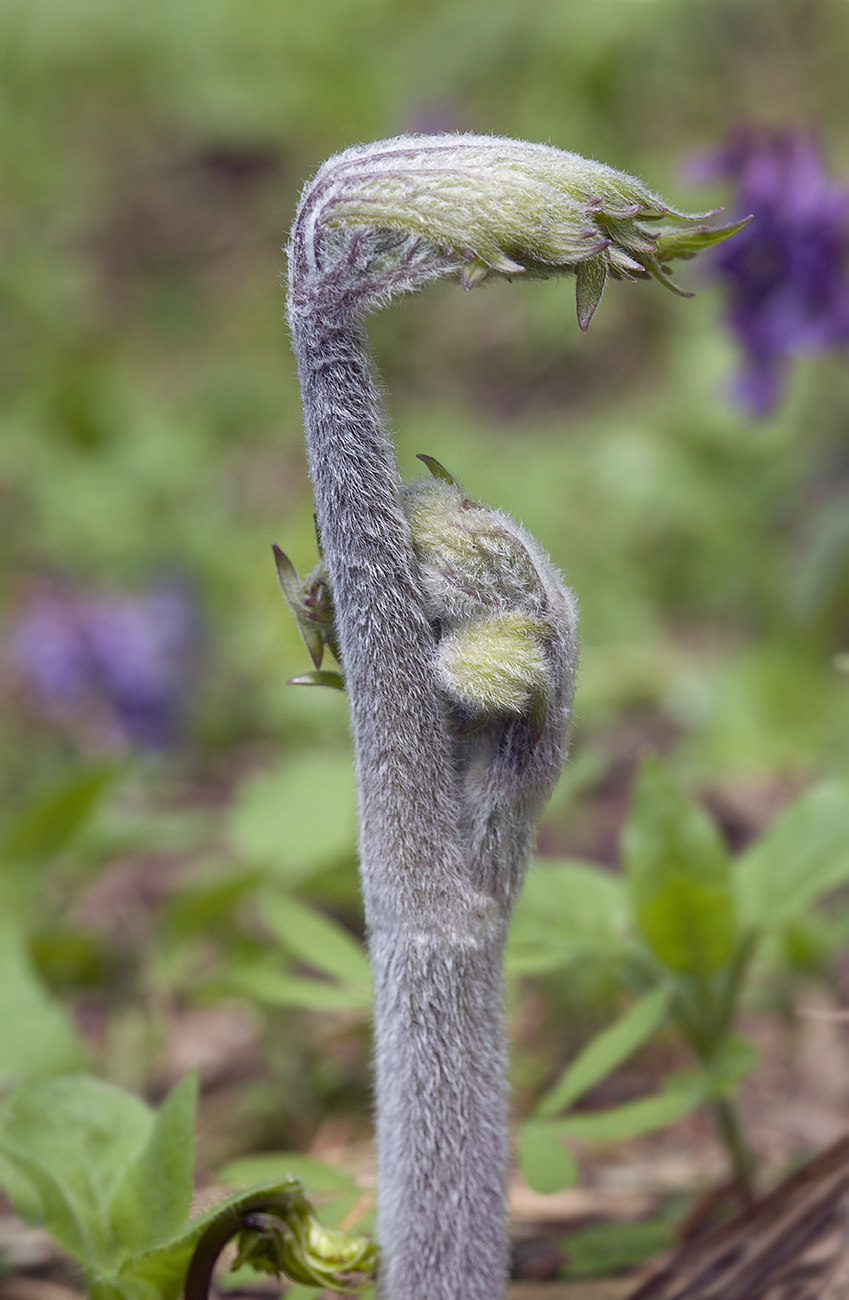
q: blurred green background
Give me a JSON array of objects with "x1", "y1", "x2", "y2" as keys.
[{"x1": 2, "y1": 0, "x2": 849, "y2": 1187}]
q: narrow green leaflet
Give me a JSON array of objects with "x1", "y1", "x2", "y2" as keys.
[
  {"x1": 654, "y1": 215, "x2": 753, "y2": 263},
  {"x1": 520, "y1": 1083, "x2": 702, "y2": 1194},
  {"x1": 261, "y1": 894, "x2": 371, "y2": 994},
  {"x1": 623, "y1": 756, "x2": 736, "y2": 975},
  {"x1": 736, "y1": 778, "x2": 849, "y2": 930},
  {"x1": 1, "y1": 764, "x2": 118, "y2": 868},
  {"x1": 535, "y1": 986, "x2": 672, "y2": 1118},
  {"x1": 516, "y1": 1121, "x2": 578, "y2": 1194},
  {"x1": 555, "y1": 1086, "x2": 701, "y2": 1142}
]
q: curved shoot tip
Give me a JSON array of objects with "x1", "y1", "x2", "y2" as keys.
[{"x1": 292, "y1": 133, "x2": 753, "y2": 328}]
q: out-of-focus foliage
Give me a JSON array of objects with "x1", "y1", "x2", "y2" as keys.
[{"x1": 514, "y1": 756, "x2": 849, "y2": 1195}]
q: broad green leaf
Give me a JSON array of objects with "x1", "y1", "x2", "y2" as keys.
[
  {"x1": 535, "y1": 986, "x2": 672, "y2": 1118},
  {"x1": 736, "y1": 779, "x2": 849, "y2": 930},
  {"x1": 229, "y1": 966, "x2": 371, "y2": 1011},
  {"x1": 0, "y1": 1143, "x2": 95, "y2": 1263},
  {"x1": 219, "y1": 1153, "x2": 363, "y2": 1229},
  {"x1": 0, "y1": 925, "x2": 87, "y2": 1083},
  {"x1": 506, "y1": 860, "x2": 628, "y2": 975},
  {"x1": 555, "y1": 1085, "x2": 701, "y2": 1143},
  {"x1": 110, "y1": 1076, "x2": 197, "y2": 1256},
  {"x1": 624, "y1": 756, "x2": 736, "y2": 975},
  {"x1": 261, "y1": 894, "x2": 371, "y2": 992},
  {"x1": 516, "y1": 1121, "x2": 578, "y2": 1194},
  {"x1": 228, "y1": 752, "x2": 356, "y2": 884},
  {"x1": 0, "y1": 1077, "x2": 152, "y2": 1268},
  {"x1": 1, "y1": 764, "x2": 118, "y2": 868}
]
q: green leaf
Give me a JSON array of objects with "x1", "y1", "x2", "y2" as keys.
[
  {"x1": 415, "y1": 454, "x2": 458, "y2": 485},
  {"x1": 535, "y1": 986, "x2": 672, "y2": 1118},
  {"x1": 506, "y1": 860, "x2": 628, "y2": 975},
  {"x1": 1, "y1": 764, "x2": 118, "y2": 868},
  {"x1": 0, "y1": 1077, "x2": 153, "y2": 1269},
  {"x1": 262, "y1": 894, "x2": 371, "y2": 992},
  {"x1": 516, "y1": 1122, "x2": 578, "y2": 1194},
  {"x1": 736, "y1": 779, "x2": 849, "y2": 930},
  {"x1": 623, "y1": 756, "x2": 736, "y2": 975},
  {"x1": 0, "y1": 925, "x2": 87, "y2": 1083},
  {"x1": 555, "y1": 1085, "x2": 701, "y2": 1143},
  {"x1": 690, "y1": 1034, "x2": 759, "y2": 1100},
  {"x1": 218, "y1": 1153, "x2": 363, "y2": 1229},
  {"x1": 288, "y1": 671, "x2": 345, "y2": 690},
  {"x1": 110, "y1": 1076, "x2": 197, "y2": 1256},
  {"x1": 229, "y1": 966, "x2": 371, "y2": 1011},
  {"x1": 220, "y1": 1153, "x2": 356, "y2": 1194},
  {"x1": 163, "y1": 871, "x2": 265, "y2": 941},
  {"x1": 228, "y1": 752, "x2": 357, "y2": 884},
  {"x1": 119, "y1": 1179, "x2": 303, "y2": 1300}
]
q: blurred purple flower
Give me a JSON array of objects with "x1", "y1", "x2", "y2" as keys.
[
  {"x1": 702, "y1": 126, "x2": 849, "y2": 415},
  {"x1": 8, "y1": 582, "x2": 199, "y2": 750}
]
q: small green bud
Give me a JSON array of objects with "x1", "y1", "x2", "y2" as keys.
[
  {"x1": 437, "y1": 613, "x2": 550, "y2": 719},
  {"x1": 304, "y1": 134, "x2": 750, "y2": 329},
  {"x1": 403, "y1": 465, "x2": 571, "y2": 735},
  {"x1": 403, "y1": 476, "x2": 547, "y2": 626}
]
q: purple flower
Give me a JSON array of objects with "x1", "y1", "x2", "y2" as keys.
[
  {"x1": 7, "y1": 582, "x2": 199, "y2": 750},
  {"x1": 703, "y1": 127, "x2": 849, "y2": 415}
]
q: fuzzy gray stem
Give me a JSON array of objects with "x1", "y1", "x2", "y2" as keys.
[{"x1": 289, "y1": 295, "x2": 510, "y2": 1300}]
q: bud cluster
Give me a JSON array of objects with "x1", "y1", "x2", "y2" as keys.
[
  {"x1": 278, "y1": 457, "x2": 576, "y2": 743},
  {"x1": 402, "y1": 462, "x2": 574, "y2": 736}
]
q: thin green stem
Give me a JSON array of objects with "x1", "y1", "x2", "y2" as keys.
[{"x1": 710, "y1": 1095, "x2": 756, "y2": 1201}]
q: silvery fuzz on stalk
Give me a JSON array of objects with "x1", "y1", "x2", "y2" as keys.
[{"x1": 285, "y1": 133, "x2": 747, "y2": 1300}]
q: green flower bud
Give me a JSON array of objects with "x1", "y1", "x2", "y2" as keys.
[
  {"x1": 302, "y1": 133, "x2": 750, "y2": 329},
  {"x1": 403, "y1": 461, "x2": 574, "y2": 736}
]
